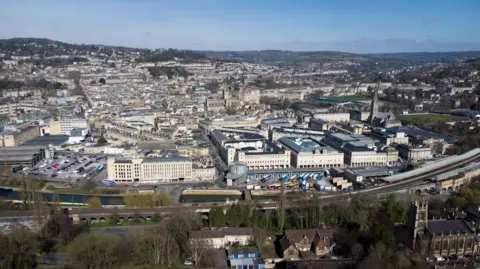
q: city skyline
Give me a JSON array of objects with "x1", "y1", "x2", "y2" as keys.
[{"x1": 1, "y1": 0, "x2": 480, "y2": 53}]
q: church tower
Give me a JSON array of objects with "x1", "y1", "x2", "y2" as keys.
[
  {"x1": 408, "y1": 200, "x2": 428, "y2": 250},
  {"x1": 368, "y1": 82, "x2": 379, "y2": 125}
]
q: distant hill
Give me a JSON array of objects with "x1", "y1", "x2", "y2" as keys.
[
  {"x1": 1, "y1": 38, "x2": 479, "y2": 68},
  {"x1": 203, "y1": 50, "x2": 411, "y2": 71},
  {"x1": 0, "y1": 38, "x2": 208, "y2": 63},
  {"x1": 366, "y1": 51, "x2": 480, "y2": 64}
]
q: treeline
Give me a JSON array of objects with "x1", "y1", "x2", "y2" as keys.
[
  {"x1": 450, "y1": 135, "x2": 480, "y2": 154},
  {"x1": 0, "y1": 78, "x2": 66, "y2": 90},
  {"x1": 446, "y1": 187, "x2": 480, "y2": 208},
  {"x1": 0, "y1": 211, "x2": 215, "y2": 269}
]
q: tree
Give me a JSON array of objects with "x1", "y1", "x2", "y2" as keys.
[
  {"x1": 96, "y1": 136, "x2": 108, "y2": 144},
  {"x1": 188, "y1": 238, "x2": 207, "y2": 267},
  {"x1": 99, "y1": 78, "x2": 106, "y2": 84},
  {"x1": 67, "y1": 232, "x2": 124, "y2": 269},
  {"x1": 350, "y1": 243, "x2": 364, "y2": 262},
  {"x1": 167, "y1": 212, "x2": 202, "y2": 255},
  {"x1": 0, "y1": 224, "x2": 39, "y2": 269},
  {"x1": 86, "y1": 197, "x2": 102, "y2": 208}
]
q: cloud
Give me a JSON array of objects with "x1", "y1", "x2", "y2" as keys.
[{"x1": 423, "y1": 17, "x2": 443, "y2": 24}]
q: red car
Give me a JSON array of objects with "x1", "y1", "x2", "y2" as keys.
[{"x1": 124, "y1": 184, "x2": 129, "y2": 188}]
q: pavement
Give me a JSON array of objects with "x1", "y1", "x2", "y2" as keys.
[{"x1": 26, "y1": 153, "x2": 106, "y2": 185}]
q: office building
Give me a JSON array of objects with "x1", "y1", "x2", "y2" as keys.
[
  {"x1": 278, "y1": 137, "x2": 344, "y2": 168},
  {"x1": 0, "y1": 124, "x2": 40, "y2": 147},
  {"x1": 107, "y1": 157, "x2": 215, "y2": 183},
  {"x1": 322, "y1": 133, "x2": 398, "y2": 167},
  {"x1": 210, "y1": 130, "x2": 290, "y2": 170},
  {"x1": 49, "y1": 119, "x2": 88, "y2": 135}
]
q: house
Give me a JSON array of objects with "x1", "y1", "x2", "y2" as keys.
[
  {"x1": 189, "y1": 227, "x2": 265, "y2": 248},
  {"x1": 229, "y1": 258, "x2": 265, "y2": 269},
  {"x1": 227, "y1": 247, "x2": 265, "y2": 269},
  {"x1": 277, "y1": 229, "x2": 334, "y2": 259},
  {"x1": 227, "y1": 247, "x2": 260, "y2": 259}
]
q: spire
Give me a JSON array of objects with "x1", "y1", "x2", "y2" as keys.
[{"x1": 368, "y1": 82, "x2": 379, "y2": 125}]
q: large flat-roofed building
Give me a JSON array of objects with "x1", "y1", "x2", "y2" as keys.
[
  {"x1": 0, "y1": 146, "x2": 49, "y2": 167},
  {"x1": 278, "y1": 137, "x2": 343, "y2": 169},
  {"x1": 210, "y1": 130, "x2": 290, "y2": 170},
  {"x1": 313, "y1": 112, "x2": 350, "y2": 122},
  {"x1": 107, "y1": 157, "x2": 216, "y2": 183},
  {"x1": 322, "y1": 133, "x2": 398, "y2": 167},
  {"x1": 268, "y1": 127, "x2": 325, "y2": 141},
  {"x1": 0, "y1": 124, "x2": 40, "y2": 147},
  {"x1": 260, "y1": 118, "x2": 293, "y2": 130},
  {"x1": 199, "y1": 116, "x2": 259, "y2": 131}
]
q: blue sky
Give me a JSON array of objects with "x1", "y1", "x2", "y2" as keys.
[{"x1": 1, "y1": 0, "x2": 479, "y2": 53}]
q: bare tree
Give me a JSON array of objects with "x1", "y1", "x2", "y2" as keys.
[
  {"x1": 188, "y1": 238, "x2": 207, "y2": 267},
  {"x1": 165, "y1": 233, "x2": 180, "y2": 267}
]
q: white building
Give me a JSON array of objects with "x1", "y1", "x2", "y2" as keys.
[
  {"x1": 107, "y1": 157, "x2": 215, "y2": 183},
  {"x1": 49, "y1": 119, "x2": 89, "y2": 135},
  {"x1": 210, "y1": 130, "x2": 291, "y2": 170},
  {"x1": 279, "y1": 137, "x2": 344, "y2": 168}
]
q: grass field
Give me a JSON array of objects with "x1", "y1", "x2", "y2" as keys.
[
  {"x1": 329, "y1": 95, "x2": 371, "y2": 101},
  {"x1": 398, "y1": 113, "x2": 467, "y2": 124}
]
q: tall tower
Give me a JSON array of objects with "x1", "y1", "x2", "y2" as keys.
[
  {"x1": 408, "y1": 200, "x2": 428, "y2": 250},
  {"x1": 367, "y1": 82, "x2": 379, "y2": 125}
]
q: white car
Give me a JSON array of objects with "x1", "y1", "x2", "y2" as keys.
[
  {"x1": 133, "y1": 183, "x2": 140, "y2": 187},
  {"x1": 184, "y1": 261, "x2": 193, "y2": 266}
]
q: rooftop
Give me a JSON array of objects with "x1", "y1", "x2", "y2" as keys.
[
  {"x1": 279, "y1": 137, "x2": 337, "y2": 153},
  {"x1": 22, "y1": 135, "x2": 69, "y2": 147},
  {"x1": 427, "y1": 219, "x2": 474, "y2": 236}
]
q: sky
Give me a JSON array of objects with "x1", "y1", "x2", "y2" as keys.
[{"x1": 1, "y1": 0, "x2": 479, "y2": 53}]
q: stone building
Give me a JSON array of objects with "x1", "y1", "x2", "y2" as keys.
[{"x1": 408, "y1": 200, "x2": 478, "y2": 257}]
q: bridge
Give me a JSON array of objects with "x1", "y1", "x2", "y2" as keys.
[{"x1": 1, "y1": 149, "x2": 479, "y2": 223}]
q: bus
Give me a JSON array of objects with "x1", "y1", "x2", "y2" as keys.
[
  {"x1": 101, "y1": 179, "x2": 115, "y2": 186},
  {"x1": 97, "y1": 165, "x2": 105, "y2": 173}
]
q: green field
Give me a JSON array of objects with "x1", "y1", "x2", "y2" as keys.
[
  {"x1": 329, "y1": 95, "x2": 371, "y2": 101},
  {"x1": 398, "y1": 114, "x2": 467, "y2": 124}
]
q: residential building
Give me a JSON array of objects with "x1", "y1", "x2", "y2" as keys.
[
  {"x1": 278, "y1": 137, "x2": 344, "y2": 168},
  {"x1": 227, "y1": 248, "x2": 265, "y2": 269},
  {"x1": 277, "y1": 229, "x2": 334, "y2": 259},
  {"x1": 189, "y1": 228, "x2": 265, "y2": 249}
]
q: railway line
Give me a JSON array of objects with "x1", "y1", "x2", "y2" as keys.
[{"x1": 1, "y1": 149, "x2": 479, "y2": 221}]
